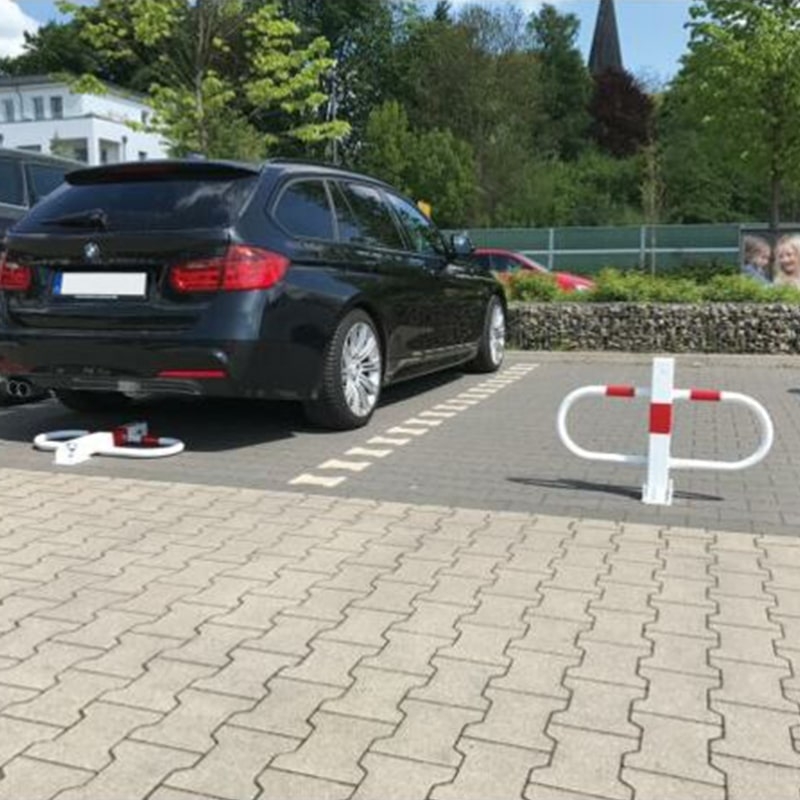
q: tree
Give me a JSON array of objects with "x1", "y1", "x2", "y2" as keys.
[
  {"x1": 528, "y1": 3, "x2": 592, "y2": 160},
  {"x1": 281, "y1": 0, "x2": 398, "y2": 162},
  {"x1": 59, "y1": 0, "x2": 349, "y2": 159},
  {"x1": 589, "y1": 68, "x2": 654, "y2": 157},
  {"x1": 679, "y1": 0, "x2": 800, "y2": 232},
  {"x1": 358, "y1": 101, "x2": 477, "y2": 227}
]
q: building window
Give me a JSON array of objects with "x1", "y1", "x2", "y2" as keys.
[
  {"x1": 32, "y1": 97, "x2": 45, "y2": 120},
  {"x1": 50, "y1": 96, "x2": 63, "y2": 119},
  {"x1": 2, "y1": 99, "x2": 14, "y2": 122},
  {"x1": 138, "y1": 151, "x2": 147, "y2": 161}
]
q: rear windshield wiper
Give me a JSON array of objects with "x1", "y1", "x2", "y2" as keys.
[{"x1": 41, "y1": 209, "x2": 109, "y2": 229}]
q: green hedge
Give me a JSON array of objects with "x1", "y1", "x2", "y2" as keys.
[{"x1": 503, "y1": 268, "x2": 800, "y2": 304}]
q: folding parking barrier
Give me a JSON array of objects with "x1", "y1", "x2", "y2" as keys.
[
  {"x1": 556, "y1": 357, "x2": 774, "y2": 506},
  {"x1": 34, "y1": 422, "x2": 184, "y2": 466}
]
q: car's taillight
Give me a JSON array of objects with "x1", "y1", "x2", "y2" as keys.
[
  {"x1": 0, "y1": 253, "x2": 32, "y2": 292},
  {"x1": 169, "y1": 246, "x2": 289, "y2": 293}
]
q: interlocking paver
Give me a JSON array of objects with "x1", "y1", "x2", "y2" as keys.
[
  {"x1": 636, "y1": 667, "x2": 719, "y2": 725},
  {"x1": 131, "y1": 601, "x2": 222, "y2": 640},
  {"x1": 242, "y1": 614, "x2": 334, "y2": 657},
  {"x1": 211, "y1": 592, "x2": 299, "y2": 630},
  {"x1": 432, "y1": 738, "x2": 549, "y2": 800},
  {"x1": 130, "y1": 687, "x2": 252, "y2": 752},
  {"x1": 272, "y1": 710, "x2": 393, "y2": 784},
  {"x1": 0, "y1": 595, "x2": 58, "y2": 632},
  {"x1": 27, "y1": 700, "x2": 160, "y2": 771},
  {"x1": 555, "y1": 677, "x2": 642, "y2": 739},
  {"x1": 465, "y1": 688, "x2": 565, "y2": 751},
  {"x1": 394, "y1": 601, "x2": 468, "y2": 639},
  {"x1": 0, "y1": 756, "x2": 91, "y2": 800},
  {"x1": 166, "y1": 726, "x2": 298, "y2": 799},
  {"x1": 527, "y1": 725, "x2": 636, "y2": 800},
  {"x1": 0, "y1": 616, "x2": 79, "y2": 659},
  {"x1": 491, "y1": 648, "x2": 576, "y2": 698},
  {"x1": 713, "y1": 755, "x2": 800, "y2": 800},
  {"x1": 353, "y1": 579, "x2": 426, "y2": 614},
  {"x1": 621, "y1": 769, "x2": 725, "y2": 800},
  {"x1": 3, "y1": 669, "x2": 126, "y2": 727},
  {"x1": 0, "y1": 715, "x2": 60, "y2": 763},
  {"x1": 284, "y1": 588, "x2": 364, "y2": 623},
  {"x1": 625, "y1": 712, "x2": 724, "y2": 785},
  {"x1": 101, "y1": 657, "x2": 215, "y2": 712},
  {"x1": 0, "y1": 641, "x2": 100, "y2": 690},
  {"x1": 231, "y1": 676, "x2": 343, "y2": 737},
  {"x1": 437, "y1": 621, "x2": 518, "y2": 666},
  {"x1": 255, "y1": 768, "x2": 353, "y2": 800},
  {"x1": 352, "y1": 753, "x2": 455, "y2": 800},
  {"x1": 647, "y1": 601, "x2": 716, "y2": 640},
  {"x1": 282, "y1": 639, "x2": 377, "y2": 688},
  {"x1": 567, "y1": 640, "x2": 647, "y2": 689},
  {"x1": 76, "y1": 632, "x2": 179, "y2": 678},
  {"x1": 711, "y1": 701, "x2": 800, "y2": 767},
  {"x1": 53, "y1": 739, "x2": 197, "y2": 800},
  {"x1": 370, "y1": 699, "x2": 482, "y2": 767},
  {"x1": 52, "y1": 609, "x2": 151, "y2": 650},
  {"x1": 711, "y1": 659, "x2": 796, "y2": 711},
  {"x1": 640, "y1": 632, "x2": 719, "y2": 679},
  {"x1": 362, "y1": 629, "x2": 447, "y2": 676},
  {"x1": 410, "y1": 656, "x2": 505, "y2": 710},
  {"x1": 322, "y1": 666, "x2": 425, "y2": 723},
  {"x1": 711, "y1": 624, "x2": 786, "y2": 668},
  {"x1": 192, "y1": 648, "x2": 297, "y2": 698},
  {"x1": 459, "y1": 594, "x2": 530, "y2": 631}
]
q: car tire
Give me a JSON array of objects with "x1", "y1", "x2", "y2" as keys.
[
  {"x1": 304, "y1": 309, "x2": 383, "y2": 430},
  {"x1": 54, "y1": 389, "x2": 132, "y2": 414},
  {"x1": 468, "y1": 295, "x2": 506, "y2": 373}
]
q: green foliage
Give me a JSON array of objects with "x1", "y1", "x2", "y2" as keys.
[
  {"x1": 529, "y1": 4, "x2": 592, "y2": 159},
  {"x1": 679, "y1": 0, "x2": 800, "y2": 230},
  {"x1": 503, "y1": 272, "x2": 562, "y2": 302},
  {"x1": 57, "y1": 0, "x2": 348, "y2": 160},
  {"x1": 358, "y1": 101, "x2": 477, "y2": 228}
]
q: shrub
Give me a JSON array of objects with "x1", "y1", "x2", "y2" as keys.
[
  {"x1": 506, "y1": 267, "x2": 800, "y2": 304},
  {"x1": 668, "y1": 260, "x2": 739, "y2": 283},
  {"x1": 503, "y1": 272, "x2": 562, "y2": 302}
]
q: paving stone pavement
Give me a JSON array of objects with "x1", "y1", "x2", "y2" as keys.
[{"x1": 1, "y1": 467, "x2": 800, "y2": 799}]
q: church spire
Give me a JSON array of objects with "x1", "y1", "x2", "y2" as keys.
[{"x1": 588, "y1": 0, "x2": 623, "y2": 76}]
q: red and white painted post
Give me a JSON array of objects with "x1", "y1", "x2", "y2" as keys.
[
  {"x1": 642, "y1": 357, "x2": 675, "y2": 505},
  {"x1": 556, "y1": 356, "x2": 774, "y2": 507}
]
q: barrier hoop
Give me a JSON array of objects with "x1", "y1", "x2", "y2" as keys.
[
  {"x1": 34, "y1": 422, "x2": 184, "y2": 466},
  {"x1": 557, "y1": 357, "x2": 774, "y2": 506}
]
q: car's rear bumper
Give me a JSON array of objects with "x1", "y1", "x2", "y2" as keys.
[{"x1": 0, "y1": 332, "x2": 323, "y2": 400}]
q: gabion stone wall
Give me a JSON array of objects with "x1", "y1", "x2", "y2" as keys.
[{"x1": 507, "y1": 303, "x2": 800, "y2": 353}]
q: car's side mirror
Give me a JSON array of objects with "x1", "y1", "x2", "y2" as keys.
[{"x1": 449, "y1": 232, "x2": 474, "y2": 257}]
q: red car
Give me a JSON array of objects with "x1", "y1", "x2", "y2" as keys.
[{"x1": 469, "y1": 248, "x2": 595, "y2": 293}]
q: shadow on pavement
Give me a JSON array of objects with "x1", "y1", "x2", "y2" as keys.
[
  {"x1": 507, "y1": 476, "x2": 724, "y2": 502},
  {"x1": 0, "y1": 369, "x2": 467, "y2": 453}
]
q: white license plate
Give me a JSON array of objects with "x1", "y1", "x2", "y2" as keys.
[{"x1": 56, "y1": 272, "x2": 147, "y2": 298}]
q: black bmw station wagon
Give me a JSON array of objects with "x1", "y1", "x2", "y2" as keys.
[{"x1": 0, "y1": 159, "x2": 506, "y2": 429}]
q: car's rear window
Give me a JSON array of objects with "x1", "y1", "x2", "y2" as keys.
[{"x1": 16, "y1": 175, "x2": 258, "y2": 232}]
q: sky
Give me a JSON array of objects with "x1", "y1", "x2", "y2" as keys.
[{"x1": 2, "y1": 0, "x2": 694, "y2": 84}]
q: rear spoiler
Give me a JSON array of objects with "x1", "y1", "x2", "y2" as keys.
[{"x1": 66, "y1": 160, "x2": 260, "y2": 185}]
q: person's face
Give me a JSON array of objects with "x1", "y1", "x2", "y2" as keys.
[
  {"x1": 752, "y1": 248, "x2": 771, "y2": 269},
  {"x1": 777, "y1": 243, "x2": 800, "y2": 274}
]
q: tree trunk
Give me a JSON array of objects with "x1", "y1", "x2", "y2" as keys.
[{"x1": 770, "y1": 148, "x2": 781, "y2": 239}]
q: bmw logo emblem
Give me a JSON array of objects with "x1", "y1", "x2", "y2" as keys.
[{"x1": 84, "y1": 242, "x2": 101, "y2": 262}]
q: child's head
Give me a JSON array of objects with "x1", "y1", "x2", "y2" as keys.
[
  {"x1": 777, "y1": 235, "x2": 800, "y2": 275},
  {"x1": 743, "y1": 235, "x2": 771, "y2": 270}
]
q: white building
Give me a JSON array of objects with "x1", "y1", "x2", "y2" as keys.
[{"x1": 0, "y1": 75, "x2": 169, "y2": 165}]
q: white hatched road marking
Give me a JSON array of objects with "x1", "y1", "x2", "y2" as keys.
[
  {"x1": 318, "y1": 459, "x2": 372, "y2": 472},
  {"x1": 287, "y1": 362, "x2": 539, "y2": 488},
  {"x1": 289, "y1": 474, "x2": 347, "y2": 488},
  {"x1": 368, "y1": 436, "x2": 411, "y2": 446},
  {"x1": 386, "y1": 426, "x2": 429, "y2": 436},
  {"x1": 346, "y1": 447, "x2": 393, "y2": 458}
]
